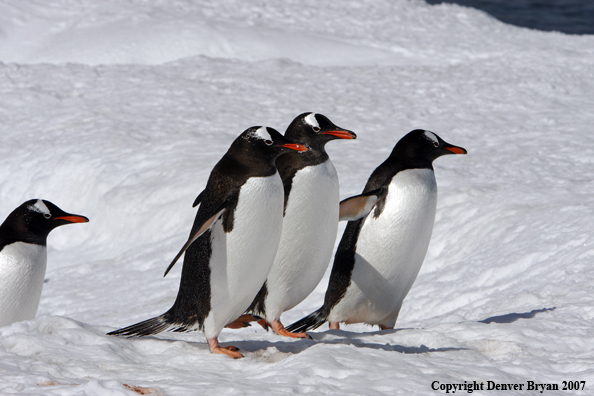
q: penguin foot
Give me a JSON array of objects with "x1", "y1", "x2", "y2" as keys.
[
  {"x1": 257, "y1": 318, "x2": 270, "y2": 331},
  {"x1": 208, "y1": 338, "x2": 243, "y2": 359},
  {"x1": 213, "y1": 346, "x2": 243, "y2": 359},
  {"x1": 379, "y1": 324, "x2": 393, "y2": 330},
  {"x1": 329, "y1": 322, "x2": 340, "y2": 330},
  {"x1": 272, "y1": 320, "x2": 311, "y2": 339},
  {"x1": 225, "y1": 314, "x2": 260, "y2": 329}
]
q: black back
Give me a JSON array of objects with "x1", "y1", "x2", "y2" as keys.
[
  {"x1": 321, "y1": 129, "x2": 467, "y2": 313},
  {"x1": 163, "y1": 126, "x2": 306, "y2": 330},
  {"x1": 0, "y1": 199, "x2": 88, "y2": 252}
]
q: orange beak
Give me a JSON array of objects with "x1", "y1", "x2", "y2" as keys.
[
  {"x1": 445, "y1": 146, "x2": 467, "y2": 155},
  {"x1": 322, "y1": 130, "x2": 357, "y2": 139},
  {"x1": 54, "y1": 215, "x2": 89, "y2": 223},
  {"x1": 279, "y1": 143, "x2": 308, "y2": 152}
]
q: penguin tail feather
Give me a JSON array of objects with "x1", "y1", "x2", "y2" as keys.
[
  {"x1": 285, "y1": 307, "x2": 328, "y2": 333},
  {"x1": 107, "y1": 314, "x2": 185, "y2": 338}
]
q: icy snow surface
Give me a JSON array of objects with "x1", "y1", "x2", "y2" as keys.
[{"x1": 1, "y1": 0, "x2": 594, "y2": 394}]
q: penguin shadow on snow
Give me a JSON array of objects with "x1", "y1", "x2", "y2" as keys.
[
  {"x1": 223, "y1": 327, "x2": 467, "y2": 356},
  {"x1": 238, "y1": 307, "x2": 556, "y2": 357},
  {"x1": 478, "y1": 307, "x2": 556, "y2": 324},
  {"x1": 265, "y1": 306, "x2": 556, "y2": 355},
  {"x1": 223, "y1": 254, "x2": 467, "y2": 357}
]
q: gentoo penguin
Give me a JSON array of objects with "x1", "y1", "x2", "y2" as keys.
[
  {"x1": 108, "y1": 126, "x2": 308, "y2": 359},
  {"x1": 0, "y1": 199, "x2": 89, "y2": 327},
  {"x1": 286, "y1": 129, "x2": 466, "y2": 333},
  {"x1": 245, "y1": 112, "x2": 369, "y2": 338}
]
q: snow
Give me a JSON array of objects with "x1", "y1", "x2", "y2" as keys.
[{"x1": 1, "y1": 0, "x2": 594, "y2": 394}]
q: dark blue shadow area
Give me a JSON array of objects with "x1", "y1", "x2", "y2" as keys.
[
  {"x1": 479, "y1": 307, "x2": 556, "y2": 324},
  {"x1": 425, "y1": 0, "x2": 594, "y2": 35},
  {"x1": 228, "y1": 328, "x2": 468, "y2": 355}
]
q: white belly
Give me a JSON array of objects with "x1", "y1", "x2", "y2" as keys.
[
  {"x1": 203, "y1": 173, "x2": 284, "y2": 338},
  {"x1": 329, "y1": 169, "x2": 438, "y2": 327},
  {"x1": 0, "y1": 243, "x2": 47, "y2": 327},
  {"x1": 264, "y1": 161, "x2": 340, "y2": 321}
]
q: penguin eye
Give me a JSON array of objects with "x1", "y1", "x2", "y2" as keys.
[
  {"x1": 44, "y1": 213, "x2": 51, "y2": 219},
  {"x1": 264, "y1": 140, "x2": 273, "y2": 146},
  {"x1": 313, "y1": 126, "x2": 321, "y2": 133},
  {"x1": 432, "y1": 141, "x2": 439, "y2": 147}
]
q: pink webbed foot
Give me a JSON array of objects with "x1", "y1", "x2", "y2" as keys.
[
  {"x1": 257, "y1": 318, "x2": 270, "y2": 331},
  {"x1": 225, "y1": 314, "x2": 260, "y2": 329},
  {"x1": 272, "y1": 319, "x2": 311, "y2": 339},
  {"x1": 208, "y1": 337, "x2": 243, "y2": 359}
]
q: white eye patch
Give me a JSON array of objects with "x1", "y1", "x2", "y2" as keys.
[
  {"x1": 423, "y1": 130, "x2": 439, "y2": 145},
  {"x1": 252, "y1": 127, "x2": 272, "y2": 141},
  {"x1": 29, "y1": 200, "x2": 51, "y2": 216},
  {"x1": 304, "y1": 113, "x2": 320, "y2": 129}
]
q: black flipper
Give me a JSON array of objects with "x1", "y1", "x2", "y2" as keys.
[{"x1": 164, "y1": 206, "x2": 226, "y2": 277}]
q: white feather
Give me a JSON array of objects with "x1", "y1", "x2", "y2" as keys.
[
  {"x1": 30, "y1": 200, "x2": 51, "y2": 216},
  {"x1": 251, "y1": 127, "x2": 272, "y2": 141},
  {"x1": 328, "y1": 168, "x2": 438, "y2": 327},
  {"x1": 423, "y1": 130, "x2": 439, "y2": 145},
  {"x1": 263, "y1": 160, "x2": 340, "y2": 321},
  {"x1": 304, "y1": 113, "x2": 319, "y2": 129},
  {"x1": 202, "y1": 173, "x2": 284, "y2": 339},
  {"x1": 0, "y1": 242, "x2": 47, "y2": 327}
]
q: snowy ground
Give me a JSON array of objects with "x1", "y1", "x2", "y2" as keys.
[{"x1": 1, "y1": 0, "x2": 594, "y2": 394}]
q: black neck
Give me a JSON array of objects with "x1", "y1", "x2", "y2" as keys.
[{"x1": 0, "y1": 222, "x2": 47, "y2": 251}]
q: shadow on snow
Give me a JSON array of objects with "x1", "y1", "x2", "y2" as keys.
[
  {"x1": 223, "y1": 328, "x2": 467, "y2": 355},
  {"x1": 107, "y1": 308, "x2": 556, "y2": 358},
  {"x1": 478, "y1": 307, "x2": 556, "y2": 324}
]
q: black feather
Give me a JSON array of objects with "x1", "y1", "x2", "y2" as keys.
[
  {"x1": 285, "y1": 306, "x2": 329, "y2": 333},
  {"x1": 107, "y1": 314, "x2": 187, "y2": 337},
  {"x1": 192, "y1": 190, "x2": 204, "y2": 208},
  {"x1": 246, "y1": 281, "x2": 268, "y2": 317}
]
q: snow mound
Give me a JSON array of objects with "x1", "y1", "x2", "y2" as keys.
[{"x1": 1, "y1": 0, "x2": 594, "y2": 394}]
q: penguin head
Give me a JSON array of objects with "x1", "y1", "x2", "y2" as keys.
[
  {"x1": 393, "y1": 129, "x2": 467, "y2": 166},
  {"x1": 236, "y1": 126, "x2": 308, "y2": 163},
  {"x1": 285, "y1": 113, "x2": 356, "y2": 149},
  {"x1": 0, "y1": 199, "x2": 89, "y2": 246}
]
